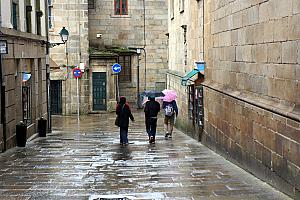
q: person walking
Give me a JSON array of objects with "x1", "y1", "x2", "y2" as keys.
[
  {"x1": 163, "y1": 100, "x2": 178, "y2": 139},
  {"x1": 116, "y1": 96, "x2": 134, "y2": 145},
  {"x1": 144, "y1": 95, "x2": 160, "y2": 144}
]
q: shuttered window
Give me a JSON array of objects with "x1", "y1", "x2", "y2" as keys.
[
  {"x1": 114, "y1": 0, "x2": 128, "y2": 15},
  {"x1": 118, "y1": 55, "x2": 131, "y2": 82}
]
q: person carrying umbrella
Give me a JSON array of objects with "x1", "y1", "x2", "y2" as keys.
[
  {"x1": 144, "y1": 95, "x2": 160, "y2": 144},
  {"x1": 162, "y1": 90, "x2": 178, "y2": 139}
]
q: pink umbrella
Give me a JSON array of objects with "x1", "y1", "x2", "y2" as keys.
[{"x1": 162, "y1": 89, "x2": 177, "y2": 102}]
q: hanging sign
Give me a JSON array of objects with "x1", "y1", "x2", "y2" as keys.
[{"x1": 0, "y1": 40, "x2": 8, "y2": 54}]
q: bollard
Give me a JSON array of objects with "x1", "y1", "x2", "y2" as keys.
[
  {"x1": 16, "y1": 121, "x2": 27, "y2": 147},
  {"x1": 38, "y1": 117, "x2": 47, "y2": 137}
]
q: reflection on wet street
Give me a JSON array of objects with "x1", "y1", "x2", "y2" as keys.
[{"x1": 0, "y1": 110, "x2": 291, "y2": 199}]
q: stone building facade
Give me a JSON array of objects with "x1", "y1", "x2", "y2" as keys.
[
  {"x1": 48, "y1": 0, "x2": 89, "y2": 115},
  {"x1": 0, "y1": 0, "x2": 48, "y2": 151},
  {"x1": 168, "y1": 0, "x2": 299, "y2": 198},
  {"x1": 88, "y1": 0, "x2": 168, "y2": 109},
  {"x1": 49, "y1": 0, "x2": 168, "y2": 114},
  {"x1": 167, "y1": 0, "x2": 205, "y2": 140}
]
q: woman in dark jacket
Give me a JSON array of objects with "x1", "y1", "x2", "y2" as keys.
[{"x1": 116, "y1": 96, "x2": 134, "y2": 145}]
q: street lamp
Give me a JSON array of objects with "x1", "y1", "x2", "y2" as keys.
[
  {"x1": 49, "y1": 27, "x2": 69, "y2": 48},
  {"x1": 59, "y1": 27, "x2": 69, "y2": 44},
  {"x1": 46, "y1": 26, "x2": 69, "y2": 133}
]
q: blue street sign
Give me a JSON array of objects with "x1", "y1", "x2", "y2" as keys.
[
  {"x1": 195, "y1": 61, "x2": 205, "y2": 71},
  {"x1": 73, "y1": 68, "x2": 82, "y2": 78},
  {"x1": 112, "y1": 63, "x2": 122, "y2": 73}
]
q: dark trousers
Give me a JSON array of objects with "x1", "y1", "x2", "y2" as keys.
[
  {"x1": 146, "y1": 117, "x2": 158, "y2": 139},
  {"x1": 120, "y1": 126, "x2": 129, "y2": 144}
]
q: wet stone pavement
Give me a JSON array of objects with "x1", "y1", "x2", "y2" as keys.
[{"x1": 0, "y1": 110, "x2": 291, "y2": 200}]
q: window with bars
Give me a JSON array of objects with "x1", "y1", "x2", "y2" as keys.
[
  {"x1": 22, "y1": 86, "x2": 31, "y2": 125},
  {"x1": 188, "y1": 85, "x2": 204, "y2": 127},
  {"x1": 114, "y1": 0, "x2": 128, "y2": 15},
  {"x1": 188, "y1": 85, "x2": 195, "y2": 121},
  {"x1": 118, "y1": 55, "x2": 131, "y2": 82},
  {"x1": 196, "y1": 86, "x2": 204, "y2": 126}
]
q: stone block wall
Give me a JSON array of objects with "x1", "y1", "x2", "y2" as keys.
[
  {"x1": 0, "y1": 28, "x2": 48, "y2": 151},
  {"x1": 202, "y1": 0, "x2": 300, "y2": 198},
  {"x1": 167, "y1": 0, "x2": 204, "y2": 138},
  {"x1": 89, "y1": 0, "x2": 168, "y2": 103},
  {"x1": 202, "y1": 85, "x2": 300, "y2": 198},
  {"x1": 49, "y1": 0, "x2": 89, "y2": 115}
]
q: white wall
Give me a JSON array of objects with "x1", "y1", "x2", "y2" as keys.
[
  {"x1": 40, "y1": 0, "x2": 46, "y2": 36},
  {"x1": 1, "y1": 0, "x2": 13, "y2": 28},
  {"x1": 0, "y1": 0, "x2": 46, "y2": 36},
  {"x1": 19, "y1": 0, "x2": 25, "y2": 31}
]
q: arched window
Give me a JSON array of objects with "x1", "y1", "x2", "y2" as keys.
[{"x1": 114, "y1": 0, "x2": 128, "y2": 15}]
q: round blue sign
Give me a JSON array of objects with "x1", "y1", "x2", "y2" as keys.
[
  {"x1": 73, "y1": 68, "x2": 82, "y2": 78},
  {"x1": 112, "y1": 63, "x2": 122, "y2": 73}
]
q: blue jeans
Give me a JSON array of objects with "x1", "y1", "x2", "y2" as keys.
[{"x1": 120, "y1": 127, "x2": 128, "y2": 144}]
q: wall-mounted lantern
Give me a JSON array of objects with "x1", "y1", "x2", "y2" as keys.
[{"x1": 48, "y1": 27, "x2": 69, "y2": 48}]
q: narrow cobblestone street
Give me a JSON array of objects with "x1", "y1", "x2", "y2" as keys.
[{"x1": 0, "y1": 110, "x2": 291, "y2": 200}]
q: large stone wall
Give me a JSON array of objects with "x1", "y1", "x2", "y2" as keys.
[
  {"x1": 167, "y1": 0, "x2": 299, "y2": 198},
  {"x1": 202, "y1": 0, "x2": 300, "y2": 198}
]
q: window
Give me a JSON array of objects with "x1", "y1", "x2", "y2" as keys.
[
  {"x1": 188, "y1": 85, "x2": 204, "y2": 127},
  {"x1": 26, "y1": 0, "x2": 32, "y2": 33},
  {"x1": 182, "y1": 25, "x2": 187, "y2": 65},
  {"x1": 22, "y1": 59, "x2": 32, "y2": 125},
  {"x1": 118, "y1": 55, "x2": 131, "y2": 82},
  {"x1": 36, "y1": 0, "x2": 42, "y2": 35},
  {"x1": 195, "y1": 86, "x2": 204, "y2": 126},
  {"x1": 48, "y1": 0, "x2": 53, "y2": 29},
  {"x1": 88, "y1": 0, "x2": 95, "y2": 9},
  {"x1": 114, "y1": 0, "x2": 128, "y2": 15},
  {"x1": 12, "y1": 2, "x2": 18, "y2": 30},
  {"x1": 22, "y1": 86, "x2": 31, "y2": 125},
  {"x1": 188, "y1": 85, "x2": 195, "y2": 120}
]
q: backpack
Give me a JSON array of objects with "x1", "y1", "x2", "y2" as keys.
[{"x1": 164, "y1": 104, "x2": 174, "y2": 116}]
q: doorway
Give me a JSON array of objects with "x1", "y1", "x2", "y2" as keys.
[
  {"x1": 50, "y1": 80, "x2": 62, "y2": 115},
  {"x1": 93, "y1": 72, "x2": 107, "y2": 110}
]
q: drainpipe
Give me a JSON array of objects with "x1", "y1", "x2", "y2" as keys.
[
  {"x1": 142, "y1": 0, "x2": 147, "y2": 91},
  {"x1": 137, "y1": 53, "x2": 140, "y2": 107},
  {"x1": 203, "y1": 0, "x2": 205, "y2": 61},
  {"x1": 0, "y1": 51, "x2": 5, "y2": 152},
  {"x1": 45, "y1": 0, "x2": 51, "y2": 132}
]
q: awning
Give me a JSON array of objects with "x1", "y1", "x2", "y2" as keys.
[
  {"x1": 181, "y1": 69, "x2": 199, "y2": 86},
  {"x1": 49, "y1": 58, "x2": 59, "y2": 69}
]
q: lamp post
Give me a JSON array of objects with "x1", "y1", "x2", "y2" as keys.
[
  {"x1": 59, "y1": 27, "x2": 69, "y2": 43},
  {"x1": 47, "y1": 27, "x2": 69, "y2": 133},
  {"x1": 49, "y1": 27, "x2": 69, "y2": 48}
]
